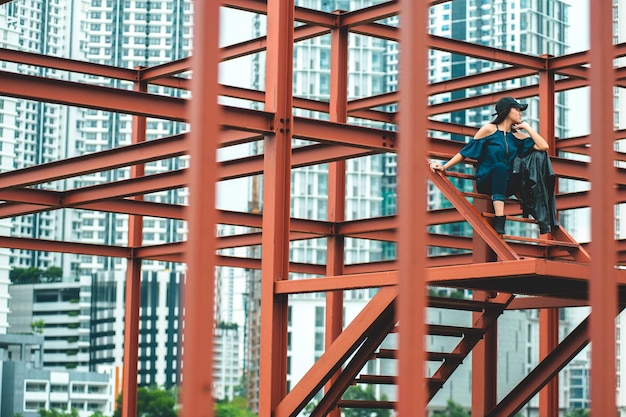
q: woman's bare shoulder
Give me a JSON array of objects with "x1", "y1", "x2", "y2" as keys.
[
  {"x1": 513, "y1": 131, "x2": 529, "y2": 140},
  {"x1": 473, "y1": 123, "x2": 497, "y2": 140}
]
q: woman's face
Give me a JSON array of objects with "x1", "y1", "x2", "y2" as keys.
[{"x1": 507, "y1": 107, "x2": 523, "y2": 123}]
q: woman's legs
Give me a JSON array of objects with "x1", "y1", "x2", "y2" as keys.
[
  {"x1": 493, "y1": 200, "x2": 505, "y2": 216},
  {"x1": 477, "y1": 163, "x2": 509, "y2": 234},
  {"x1": 476, "y1": 163, "x2": 509, "y2": 213}
]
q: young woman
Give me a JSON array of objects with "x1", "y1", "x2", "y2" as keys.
[{"x1": 429, "y1": 97, "x2": 550, "y2": 235}]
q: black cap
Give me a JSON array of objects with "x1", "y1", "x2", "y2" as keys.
[{"x1": 492, "y1": 97, "x2": 528, "y2": 116}]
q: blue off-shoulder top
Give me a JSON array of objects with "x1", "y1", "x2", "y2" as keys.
[{"x1": 459, "y1": 127, "x2": 535, "y2": 181}]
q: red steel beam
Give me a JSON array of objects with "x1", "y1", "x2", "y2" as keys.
[
  {"x1": 507, "y1": 297, "x2": 588, "y2": 310},
  {"x1": 397, "y1": 1, "x2": 428, "y2": 416},
  {"x1": 312, "y1": 303, "x2": 397, "y2": 417},
  {"x1": 341, "y1": 1, "x2": 399, "y2": 27},
  {"x1": 223, "y1": 0, "x2": 337, "y2": 27},
  {"x1": 134, "y1": 242, "x2": 184, "y2": 260},
  {"x1": 487, "y1": 316, "x2": 590, "y2": 417},
  {"x1": 258, "y1": 0, "x2": 293, "y2": 415},
  {"x1": 274, "y1": 286, "x2": 397, "y2": 417},
  {"x1": 470, "y1": 197, "x2": 497, "y2": 416},
  {"x1": 222, "y1": 25, "x2": 330, "y2": 63},
  {"x1": 0, "y1": 235, "x2": 131, "y2": 258},
  {"x1": 0, "y1": 134, "x2": 186, "y2": 189},
  {"x1": 138, "y1": 57, "x2": 191, "y2": 81},
  {"x1": 0, "y1": 48, "x2": 138, "y2": 81},
  {"x1": 435, "y1": 35, "x2": 545, "y2": 69},
  {"x1": 539, "y1": 308, "x2": 559, "y2": 417},
  {"x1": 0, "y1": 70, "x2": 187, "y2": 121},
  {"x1": 120, "y1": 74, "x2": 147, "y2": 417},
  {"x1": 0, "y1": 198, "x2": 187, "y2": 222},
  {"x1": 323, "y1": 15, "x2": 349, "y2": 417},
  {"x1": 538, "y1": 60, "x2": 559, "y2": 416},
  {"x1": 589, "y1": 2, "x2": 618, "y2": 417},
  {"x1": 64, "y1": 171, "x2": 186, "y2": 204},
  {"x1": 180, "y1": 1, "x2": 219, "y2": 416}
]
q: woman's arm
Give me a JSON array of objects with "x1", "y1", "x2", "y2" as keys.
[
  {"x1": 514, "y1": 122, "x2": 549, "y2": 151},
  {"x1": 429, "y1": 152, "x2": 465, "y2": 173},
  {"x1": 429, "y1": 124, "x2": 494, "y2": 172}
]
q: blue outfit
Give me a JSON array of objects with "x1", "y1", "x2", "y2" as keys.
[{"x1": 460, "y1": 125, "x2": 535, "y2": 201}]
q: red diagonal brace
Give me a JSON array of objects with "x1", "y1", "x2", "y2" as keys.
[{"x1": 425, "y1": 161, "x2": 519, "y2": 261}]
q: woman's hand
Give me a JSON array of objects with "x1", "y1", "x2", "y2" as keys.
[
  {"x1": 513, "y1": 121, "x2": 549, "y2": 151},
  {"x1": 429, "y1": 161, "x2": 446, "y2": 173},
  {"x1": 513, "y1": 121, "x2": 531, "y2": 132}
]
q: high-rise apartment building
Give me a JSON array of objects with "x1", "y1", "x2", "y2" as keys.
[
  {"x1": 89, "y1": 270, "x2": 181, "y2": 388},
  {"x1": 1, "y1": 0, "x2": 192, "y2": 275},
  {"x1": 77, "y1": 0, "x2": 192, "y2": 275},
  {"x1": 2, "y1": 0, "x2": 88, "y2": 274},
  {"x1": 8, "y1": 281, "x2": 91, "y2": 372},
  {"x1": 0, "y1": 9, "x2": 18, "y2": 335}
]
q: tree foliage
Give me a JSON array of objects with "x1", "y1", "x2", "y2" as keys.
[
  {"x1": 10, "y1": 267, "x2": 44, "y2": 284},
  {"x1": 44, "y1": 266, "x2": 63, "y2": 281},
  {"x1": 432, "y1": 399, "x2": 470, "y2": 417},
  {"x1": 214, "y1": 397, "x2": 256, "y2": 417},
  {"x1": 340, "y1": 385, "x2": 391, "y2": 417},
  {"x1": 31, "y1": 319, "x2": 45, "y2": 334},
  {"x1": 565, "y1": 409, "x2": 589, "y2": 417},
  {"x1": 38, "y1": 409, "x2": 104, "y2": 417},
  {"x1": 38, "y1": 409, "x2": 79, "y2": 417},
  {"x1": 113, "y1": 387, "x2": 177, "y2": 417},
  {"x1": 10, "y1": 266, "x2": 64, "y2": 284}
]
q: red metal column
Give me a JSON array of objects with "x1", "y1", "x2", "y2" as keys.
[
  {"x1": 181, "y1": 1, "x2": 219, "y2": 416},
  {"x1": 539, "y1": 55, "x2": 556, "y2": 151},
  {"x1": 325, "y1": 12, "x2": 348, "y2": 417},
  {"x1": 121, "y1": 73, "x2": 147, "y2": 417},
  {"x1": 397, "y1": 0, "x2": 427, "y2": 416},
  {"x1": 538, "y1": 61, "x2": 559, "y2": 417},
  {"x1": 589, "y1": 1, "x2": 617, "y2": 417},
  {"x1": 258, "y1": 0, "x2": 294, "y2": 415},
  {"x1": 472, "y1": 199, "x2": 497, "y2": 417},
  {"x1": 471, "y1": 295, "x2": 497, "y2": 417},
  {"x1": 539, "y1": 309, "x2": 559, "y2": 417}
]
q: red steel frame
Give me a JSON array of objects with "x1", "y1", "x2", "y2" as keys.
[{"x1": 0, "y1": 0, "x2": 624, "y2": 416}]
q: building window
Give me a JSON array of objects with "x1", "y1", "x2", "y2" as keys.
[
  {"x1": 314, "y1": 331, "x2": 324, "y2": 351},
  {"x1": 25, "y1": 382, "x2": 48, "y2": 392},
  {"x1": 25, "y1": 402, "x2": 47, "y2": 411},
  {"x1": 315, "y1": 306, "x2": 324, "y2": 327}
]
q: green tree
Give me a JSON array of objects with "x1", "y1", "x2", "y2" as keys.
[
  {"x1": 565, "y1": 409, "x2": 589, "y2": 417},
  {"x1": 10, "y1": 266, "x2": 43, "y2": 284},
  {"x1": 214, "y1": 396, "x2": 256, "y2": 417},
  {"x1": 43, "y1": 266, "x2": 63, "y2": 282},
  {"x1": 432, "y1": 399, "x2": 470, "y2": 417},
  {"x1": 31, "y1": 319, "x2": 45, "y2": 334},
  {"x1": 38, "y1": 409, "x2": 79, "y2": 417},
  {"x1": 113, "y1": 387, "x2": 177, "y2": 417},
  {"x1": 341, "y1": 385, "x2": 391, "y2": 417}
]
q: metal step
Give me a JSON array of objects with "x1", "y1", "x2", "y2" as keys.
[
  {"x1": 337, "y1": 400, "x2": 395, "y2": 409},
  {"x1": 428, "y1": 323, "x2": 484, "y2": 337},
  {"x1": 428, "y1": 295, "x2": 505, "y2": 312},
  {"x1": 375, "y1": 348, "x2": 466, "y2": 363}
]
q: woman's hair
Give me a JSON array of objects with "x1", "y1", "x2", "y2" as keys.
[{"x1": 491, "y1": 108, "x2": 510, "y2": 125}]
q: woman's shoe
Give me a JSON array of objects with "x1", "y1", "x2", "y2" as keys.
[{"x1": 492, "y1": 215, "x2": 506, "y2": 235}]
